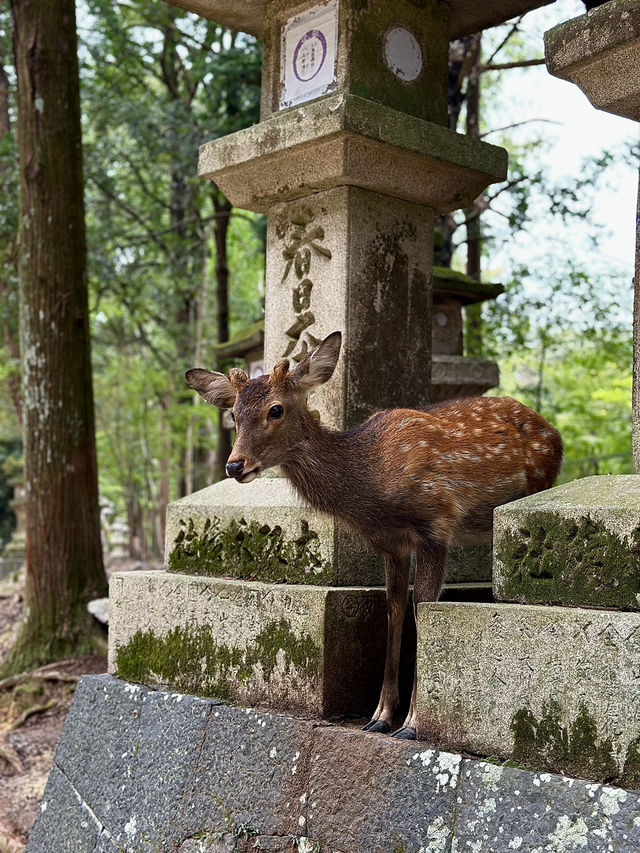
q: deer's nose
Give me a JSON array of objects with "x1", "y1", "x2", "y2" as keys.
[{"x1": 226, "y1": 459, "x2": 245, "y2": 479}]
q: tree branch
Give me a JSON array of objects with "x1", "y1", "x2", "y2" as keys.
[{"x1": 481, "y1": 58, "x2": 546, "y2": 71}]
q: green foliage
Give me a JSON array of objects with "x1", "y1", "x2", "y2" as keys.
[{"x1": 78, "y1": 3, "x2": 264, "y2": 550}]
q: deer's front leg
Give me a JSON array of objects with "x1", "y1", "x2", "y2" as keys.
[
  {"x1": 392, "y1": 537, "x2": 447, "y2": 740},
  {"x1": 362, "y1": 552, "x2": 410, "y2": 734}
]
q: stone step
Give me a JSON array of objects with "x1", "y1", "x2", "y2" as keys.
[
  {"x1": 493, "y1": 475, "x2": 640, "y2": 610},
  {"x1": 416, "y1": 600, "x2": 640, "y2": 786},
  {"x1": 108, "y1": 571, "x2": 493, "y2": 718},
  {"x1": 108, "y1": 570, "x2": 391, "y2": 718},
  {"x1": 28, "y1": 674, "x2": 640, "y2": 853}
]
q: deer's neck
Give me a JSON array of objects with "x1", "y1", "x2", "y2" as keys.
[{"x1": 279, "y1": 418, "x2": 368, "y2": 518}]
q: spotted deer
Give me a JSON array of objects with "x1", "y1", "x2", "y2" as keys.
[{"x1": 186, "y1": 331, "x2": 563, "y2": 740}]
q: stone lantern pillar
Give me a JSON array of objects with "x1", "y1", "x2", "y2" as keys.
[{"x1": 108, "y1": 0, "x2": 508, "y2": 717}]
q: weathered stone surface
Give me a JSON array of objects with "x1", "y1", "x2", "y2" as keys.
[
  {"x1": 545, "y1": 0, "x2": 640, "y2": 121},
  {"x1": 264, "y1": 185, "x2": 432, "y2": 430},
  {"x1": 305, "y1": 727, "x2": 461, "y2": 852},
  {"x1": 493, "y1": 475, "x2": 640, "y2": 609},
  {"x1": 26, "y1": 765, "x2": 101, "y2": 853},
  {"x1": 28, "y1": 675, "x2": 640, "y2": 853},
  {"x1": 431, "y1": 354, "x2": 499, "y2": 402},
  {"x1": 454, "y1": 761, "x2": 640, "y2": 853},
  {"x1": 416, "y1": 601, "x2": 640, "y2": 782},
  {"x1": 108, "y1": 571, "x2": 390, "y2": 717},
  {"x1": 199, "y1": 94, "x2": 507, "y2": 214},
  {"x1": 165, "y1": 476, "x2": 382, "y2": 586},
  {"x1": 163, "y1": 0, "x2": 553, "y2": 43}
]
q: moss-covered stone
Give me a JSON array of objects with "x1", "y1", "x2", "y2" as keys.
[
  {"x1": 496, "y1": 512, "x2": 640, "y2": 610},
  {"x1": 511, "y1": 702, "x2": 622, "y2": 784},
  {"x1": 115, "y1": 618, "x2": 320, "y2": 701},
  {"x1": 168, "y1": 515, "x2": 334, "y2": 585},
  {"x1": 620, "y1": 736, "x2": 640, "y2": 789}
]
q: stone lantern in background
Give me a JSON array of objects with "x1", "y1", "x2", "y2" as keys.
[
  {"x1": 0, "y1": 469, "x2": 27, "y2": 576},
  {"x1": 431, "y1": 267, "x2": 502, "y2": 401}
]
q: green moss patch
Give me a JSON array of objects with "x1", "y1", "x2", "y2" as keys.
[
  {"x1": 511, "y1": 700, "x2": 626, "y2": 784},
  {"x1": 168, "y1": 515, "x2": 334, "y2": 585},
  {"x1": 115, "y1": 619, "x2": 320, "y2": 700},
  {"x1": 497, "y1": 512, "x2": 640, "y2": 609}
]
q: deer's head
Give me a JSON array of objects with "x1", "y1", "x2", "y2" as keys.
[{"x1": 186, "y1": 331, "x2": 341, "y2": 483}]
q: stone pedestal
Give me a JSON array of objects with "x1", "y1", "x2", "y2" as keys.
[
  {"x1": 108, "y1": 571, "x2": 391, "y2": 717},
  {"x1": 430, "y1": 267, "x2": 501, "y2": 402},
  {"x1": 0, "y1": 477, "x2": 26, "y2": 575},
  {"x1": 415, "y1": 601, "x2": 640, "y2": 785},
  {"x1": 493, "y1": 475, "x2": 640, "y2": 609}
]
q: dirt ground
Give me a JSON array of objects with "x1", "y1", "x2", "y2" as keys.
[{"x1": 0, "y1": 560, "x2": 157, "y2": 853}]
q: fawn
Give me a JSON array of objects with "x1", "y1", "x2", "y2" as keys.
[{"x1": 186, "y1": 331, "x2": 563, "y2": 740}]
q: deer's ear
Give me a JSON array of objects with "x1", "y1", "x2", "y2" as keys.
[
  {"x1": 185, "y1": 368, "x2": 237, "y2": 409},
  {"x1": 289, "y1": 331, "x2": 342, "y2": 393}
]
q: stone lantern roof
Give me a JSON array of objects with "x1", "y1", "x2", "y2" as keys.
[{"x1": 164, "y1": 0, "x2": 554, "y2": 40}]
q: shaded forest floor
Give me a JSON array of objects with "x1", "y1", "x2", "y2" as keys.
[{"x1": 0, "y1": 560, "x2": 158, "y2": 852}]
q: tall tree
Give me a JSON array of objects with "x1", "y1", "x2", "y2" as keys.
[{"x1": 5, "y1": 0, "x2": 107, "y2": 673}]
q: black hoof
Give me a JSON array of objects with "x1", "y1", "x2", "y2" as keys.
[
  {"x1": 362, "y1": 719, "x2": 390, "y2": 734},
  {"x1": 392, "y1": 726, "x2": 417, "y2": 740}
]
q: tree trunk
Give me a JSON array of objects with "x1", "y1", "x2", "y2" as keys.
[
  {"x1": 0, "y1": 50, "x2": 22, "y2": 429},
  {"x1": 464, "y1": 34, "x2": 484, "y2": 357},
  {"x1": 213, "y1": 193, "x2": 232, "y2": 483},
  {"x1": 6, "y1": 0, "x2": 107, "y2": 673}
]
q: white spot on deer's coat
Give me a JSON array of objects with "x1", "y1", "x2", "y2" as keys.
[{"x1": 400, "y1": 444, "x2": 410, "y2": 452}]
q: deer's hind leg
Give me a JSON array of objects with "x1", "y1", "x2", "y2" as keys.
[
  {"x1": 363, "y1": 550, "x2": 410, "y2": 734},
  {"x1": 392, "y1": 536, "x2": 448, "y2": 740}
]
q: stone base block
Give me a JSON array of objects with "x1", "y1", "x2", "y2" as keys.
[
  {"x1": 108, "y1": 571, "x2": 392, "y2": 718},
  {"x1": 27, "y1": 675, "x2": 640, "y2": 853},
  {"x1": 431, "y1": 354, "x2": 499, "y2": 402},
  {"x1": 493, "y1": 475, "x2": 640, "y2": 609},
  {"x1": 165, "y1": 476, "x2": 383, "y2": 586},
  {"x1": 416, "y1": 601, "x2": 640, "y2": 784}
]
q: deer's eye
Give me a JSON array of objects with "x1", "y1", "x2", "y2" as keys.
[{"x1": 268, "y1": 404, "x2": 284, "y2": 419}]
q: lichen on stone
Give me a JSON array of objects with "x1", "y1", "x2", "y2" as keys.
[
  {"x1": 115, "y1": 618, "x2": 320, "y2": 701},
  {"x1": 168, "y1": 515, "x2": 334, "y2": 585},
  {"x1": 510, "y1": 701, "x2": 623, "y2": 784},
  {"x1": 496, "y1": 512, "x2": 640, "y2": 609}
]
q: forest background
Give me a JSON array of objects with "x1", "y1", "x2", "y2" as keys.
[{"x1": 0, "y1": 0, "x2": 637, "y2": 563}]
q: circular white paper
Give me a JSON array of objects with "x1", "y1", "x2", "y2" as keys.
[{"x1": 384, "y1": 27, "x2": 423, "y2": 82}]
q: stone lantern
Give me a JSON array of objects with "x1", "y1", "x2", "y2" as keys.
[
  {"x1": 431, "y1": 266, "x2": 502, "y2": 401},
  {"x1": 108, "y1": 0, "x2": 532, "y2": 720}
]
